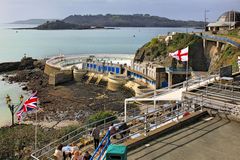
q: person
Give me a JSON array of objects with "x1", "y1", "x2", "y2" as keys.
[
  {"x1": 91, "y1": 126, "x2": 100, "y2": 149},
  {"x1": 70, "y1": 143, "x2": 79, "y2": 155},
  {"x1": 109, "y1": 123, "x2": 117, "y2": 138},
  {"x1": 71, "y1": 151, "x2": 83, "y2": 160},
  {"x1": 83, "y1": 151, "x2": 92, "y2": 160},
  {"x1": 53, "y1": 144, "x2": 63, "y2": 160},
  {"x1": 118, "y1": 122, "x2": 129, "y2": 139},
  {"x1": 62, "y1": 145, "x2": 72, "y2": 160}
]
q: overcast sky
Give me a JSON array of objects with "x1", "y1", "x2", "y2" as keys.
[{"x1": 0, "y1": 0, "x2": 239, "y2": 23}]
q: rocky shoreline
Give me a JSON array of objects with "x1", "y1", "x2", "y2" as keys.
[{"x1": 1, "y1": 57, "x2": 133, "y2": 128}]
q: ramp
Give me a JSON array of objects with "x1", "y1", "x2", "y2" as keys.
[
  {"x1": 86, "y1": 73, "x2": 95, "y2": 84},
  {"x1": 95, "y1": 74, "x2": 103, "y2": 85}
]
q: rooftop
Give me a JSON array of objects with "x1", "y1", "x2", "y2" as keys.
[{"x1": 208, "y1": 10, "x2": 240, "y2": 27}]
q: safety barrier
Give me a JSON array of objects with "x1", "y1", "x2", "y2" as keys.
[
  {"x1": 111, "y1": 101, "x2": 203, "y2": 145},
  {"x1": 165, "y1": 67, "x2": 192, "y2": 73},
  {"x1": 90, "y1": 130, "x2": 111, "y2": 160},
  {"x1": 128, "y1": 74, "x2": 218, "y2": 99},
  {"x1": 30, "y1": 106, "x2": 151, "y2": 160},
  {"x1": 88, "y1": 97, "x2": 205, "y2": 160},
  {"x1": 200, "y1": 34, "x2": 240, "y2": 48},
  {"x1": 31, "y1": 115, "x2": 118, "y2": 159}
]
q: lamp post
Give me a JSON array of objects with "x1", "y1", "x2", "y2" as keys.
[
  {"x1": 204, "y1": 9, "x2": 210, "y2": 32},
  {"x1": 5, "y1": 94, "x2": 24, "y2": 126}
]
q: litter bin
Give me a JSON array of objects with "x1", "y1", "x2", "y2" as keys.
[{"x1": 106, "y1": 144, "x2": 127, "y2": 160}]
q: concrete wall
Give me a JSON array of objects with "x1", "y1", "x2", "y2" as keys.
[
  {"x1": 73, "y1": 69, "x2": 87, "y2": 81},
  {"x1": 48, "y1": 70, "x2": 73, "y2": 85},
  {"x1": 107, "y1": 73, "x2": 128, "y2": 91},
  {"x1": 44, "y1": 63, "x2": 61, "y2": 76}
]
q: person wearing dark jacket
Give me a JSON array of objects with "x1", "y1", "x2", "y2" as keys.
[{"x1": 119, "y1": 122, "x2": 129, "y2": 139}]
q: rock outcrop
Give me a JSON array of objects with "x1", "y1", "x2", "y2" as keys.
[
  {"x1": 0, "y1": 62, "x2": 21, "y2": 73},
  {"x1": 0, "y1": 57, "x2": 45, "y2": 73}
]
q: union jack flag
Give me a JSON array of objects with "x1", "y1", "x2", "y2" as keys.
[{"x1": 17, "y1": 92, "x2": 39, "y2": 122}]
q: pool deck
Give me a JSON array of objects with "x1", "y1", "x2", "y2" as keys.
[{"x1": 128, "y1": 116, "x2": 240, "y2": 160}]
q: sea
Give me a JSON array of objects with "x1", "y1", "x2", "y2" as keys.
[{"x1": 0, "y1": 23, "x2": 201, "y2": 127}]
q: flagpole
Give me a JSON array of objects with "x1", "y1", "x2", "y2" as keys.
[
  {"x1": 35, "y1": 110, "x2": 38, "y2": 150},
  {"x1": 186, "y1": 58, "x2": 189, "y2": 91}
]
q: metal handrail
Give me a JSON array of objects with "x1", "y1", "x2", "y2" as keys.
[
  {"x1": 190, "y1": 81, "x2": 240, "y2": 101},
  {"x1": 192, "y1": 88, "x2": 240, "y2": 102},
  {"x1": 30, "y1": 115, "x2": 116, "y2": 159},
  {"x1": 90, "y1": 102, "x2": 187, "y2": 159},
  {"x1": 183, "y1": 93, "x2": 239, "y2": 114},
  {"x1": 127, "y1": 75, "x2": 219, "y2": 102},
  {"x1": 90, "y1": 130, "x2": 111, "y2": 160},
  {"x1": 200, "y1": 34, "x2": 240, "y2": 48},
  {"x1": 166, "y1": 67, "x2": 192, "y2": 73},
  {"x1": 212, "y1": 82, "x2": 240, "y2": 90},
  {"x1": 31, "y1": 106, "x2": 144, "y2": 159},
  {"x1": 110, "y1": 102, "x2": 203, "y2": 145}
]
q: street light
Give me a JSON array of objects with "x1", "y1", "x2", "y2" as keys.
[
  {"x1": 204, "y1": 9, "x2": 210, "y2": 32},
  {"x1": 5, "y1": 94, "x2": 24, "y2": 126}
]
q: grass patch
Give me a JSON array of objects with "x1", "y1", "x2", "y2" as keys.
[
  {"x1": 87, "y1": 111, "x2": 116, "y2": 126},
  {"x1": 0, "y1": 124, "x2": 79, "y2": 159}
]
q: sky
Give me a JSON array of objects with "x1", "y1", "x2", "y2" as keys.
[{"x1": 0, "y1": 0, "x2": 239, "y2": 23}]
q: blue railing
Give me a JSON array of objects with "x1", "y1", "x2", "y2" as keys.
[
  {"x1": 90, "y1": 130, "x2": 111, "y2": 160},
  {"x1": 200, "y1": 34, "x2": 240, "y2": 48}
]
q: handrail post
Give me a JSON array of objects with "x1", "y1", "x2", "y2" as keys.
[
  {"x1": 154, "y1": 90, "x2": 157, "y2": 125},
  {"x1": 104, "y1": 118, "x2": 106, "y2": 130},
  {"x1": 176, "y1": 102, "x2": 179, "y2": 121},
  {"x1": 144, "y1": 112, "x2": 147, "y2": 136},
  {"x1": 124, "y1": 100, "x2": 127, "y2": 122}
]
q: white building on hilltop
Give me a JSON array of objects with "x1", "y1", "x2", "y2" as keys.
[{"x1": 207, "y1": 11, "x2": 240, "y2": 32}]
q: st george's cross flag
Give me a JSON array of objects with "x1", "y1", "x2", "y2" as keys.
[
  {"x1": 16, "y1": 92, "x2": 39, "y2": 122},
  {"x1": 169, "y1": 46, "x2": 189, "y2": 62}
]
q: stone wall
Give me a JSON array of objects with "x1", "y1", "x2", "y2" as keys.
[
  {"x1": 44, "y1": 63, "x2": 61, "y2": 76},
  {"x1": 48, "y1": 70, "x2": 73, "y2": 85}
]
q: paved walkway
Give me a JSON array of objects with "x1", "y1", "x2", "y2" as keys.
[{"x1": 128, "y1": 116, "x2": 240, "y2": 160}]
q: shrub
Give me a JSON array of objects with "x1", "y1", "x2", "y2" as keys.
[{"x1": 87, "y1": 111, "x2": 116, "y2": 126}]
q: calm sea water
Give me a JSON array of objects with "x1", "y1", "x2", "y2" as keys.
[
  {"x1": 0, "y1": 24, "x2": 201, "y2": 62},
  {"x1": 0, "y1": 24, "x2": 201, "y2": 126},
  {"x1": 0, "y1": 75, "x2": 29, "y2": 127}
]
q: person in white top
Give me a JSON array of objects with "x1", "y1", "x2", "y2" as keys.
[
  {"x1": 53, "y1": 144, "x2": 63, "y2": 160},
  {"x1": 109, "y1": 123, "x2": 117, "y2": 139}
]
